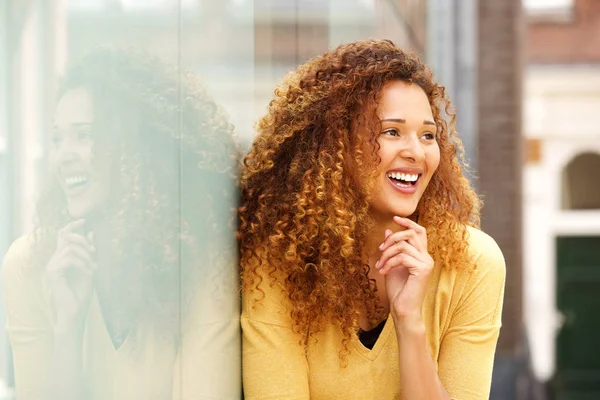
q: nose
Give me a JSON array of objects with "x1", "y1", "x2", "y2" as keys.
[
  {"x1": 398, "y1": 133, "x2": 425, "y2": 163},
  {"x1": 55, "y1": 136, "x2": 81, "y2": 164}
]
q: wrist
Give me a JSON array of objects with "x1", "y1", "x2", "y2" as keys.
[{"x1": 392, "y1": 312, "x2": 426, "y2": 337}]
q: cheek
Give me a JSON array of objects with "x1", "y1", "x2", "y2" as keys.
[
  {"x1": 427, "y1": 145, "x2": 441, "y2": 175},
  {"x1": 375, "y1": 143, "x2": 393, "y2": 168},
  {"x1": 81, "y1": 143, "x2": 96, "y2": 164},
  {"x1": 48, "y1": 150, "x2": 63, "y2": 179},
  {"x1": 48, "y1": 152, "x2": 59, "y2": 174}
]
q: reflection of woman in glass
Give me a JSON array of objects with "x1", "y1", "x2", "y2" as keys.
[
  {"x1": 239, "y1": 40, "x2": 505, "y2": 399},
  {"x1": 2, "y1": 47, "x2": 240, "y2": 399}
]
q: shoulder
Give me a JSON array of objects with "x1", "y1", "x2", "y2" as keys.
[
  {"x1": 2, "y1": 235, "x2": 35, "y2": 279},
  {"x1": 1, "y1": 232, "x2": 51, "y2": 287},
  {"x1": 464, "y1": 225, "x2": 506, "y2": 280},
  {"x1": 241, "y1": 261, "x2": 294, "y2": 327}
]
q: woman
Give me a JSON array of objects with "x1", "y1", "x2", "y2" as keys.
[
  {"x1": 2, "y1": 47, "x2": 241, "y2": 399},
  {"x1": 239, "y1": 39, "x2": 506, "y2": 399}
]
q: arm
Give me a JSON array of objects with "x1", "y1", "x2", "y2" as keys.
[
  {"x1": 393, "y1": 314, "x2": 450, "y2": 400},
  {"x1": 378, "y1": 222, "x2": 505, "y2": 399},
  {"x1": 49, "y1": 321, "x2": 87, "y2": 400},
  {"x1": 46, "y1": 222, "x2": 95, "y2": 400},
  {"x1": 377, "y1": 217, "x2": 451, "y2": 400},
  {"x1": 241, "y1": 270, "x2": 310, "y2": 400},
  {"x1": 436, "y1": 231, "x2": 506, "y2": 400}
]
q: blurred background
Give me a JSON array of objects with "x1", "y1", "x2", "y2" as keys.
[{"x1": 1, "y1": 0, "x2": 599, "y2": 399}]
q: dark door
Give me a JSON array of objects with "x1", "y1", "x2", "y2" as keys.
[{"x1": 554, "y1": 236, "x2": 600, "y2": 399}]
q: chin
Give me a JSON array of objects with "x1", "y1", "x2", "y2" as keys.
[
  {"x1": 67, "y1": 208, "x2": 87, "y2": 219},
  {"x1": 396, "y1": 211, "x2": 415, "y2": 218},
  {"x1": 391, "y1": 204, "x2": 418, "y2": 218}
]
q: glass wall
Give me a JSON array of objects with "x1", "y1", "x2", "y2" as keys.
[{"x1": 0, "y1": 1, "x2": 428, "y2": 398}]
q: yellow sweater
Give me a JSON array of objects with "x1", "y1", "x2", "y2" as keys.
[
  {"x1": 1, "y1": 234, "x2": 241, "y2": 400},
  {"x1": 241, "y1": 226, "x2": 506, "y2": 400}
]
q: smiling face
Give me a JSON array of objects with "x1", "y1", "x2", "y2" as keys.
[
  {"x1": 50, "y1": 87, "x2": 109, "y2": 219},
  {"x1": 367, "y1": 80, "x2": 441, "y2": 221}
]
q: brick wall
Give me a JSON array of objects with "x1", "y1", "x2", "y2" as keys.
[
  {"x1": 477, "y1": 0, "x2": 524, "y2": 355},
  {"x1": 528, "y1": 0, "x2": 600, "y2": 64}
]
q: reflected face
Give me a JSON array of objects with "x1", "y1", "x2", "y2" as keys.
[
  {"x1": 367, "y1": 80, "x2": 440, "y2": 220},
  {"x1": 50, "y1": 87, "x2": 108, "y2": 219}
]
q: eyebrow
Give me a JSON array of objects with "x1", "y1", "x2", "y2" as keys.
[{"x1": 381, "y1": 118, "x2": 436, "y2": 126}]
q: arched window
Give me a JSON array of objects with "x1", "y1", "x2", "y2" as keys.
[{"x1": 561, "y1": 152, "x2": 600, "y2": 210}]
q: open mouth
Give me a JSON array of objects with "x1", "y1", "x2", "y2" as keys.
[
  {"x1": 386, "y1": 172, "x2": 420, "y2": 188},
  {"x1": 64, "y1": 174, "x2": 90, "y2": 192}
]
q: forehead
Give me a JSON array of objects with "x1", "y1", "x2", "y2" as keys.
[
  {"x1": 55, "y1": 87, "x2": 94, "y2": 129},
  {"x1": 376, "y1": 81, "x2": 433, "y2": 120}
]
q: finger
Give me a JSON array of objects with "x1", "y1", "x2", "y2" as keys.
[
  {"x1": 58, "y1": 220, "x2": 87, "y2": 245},
  {"x1": 64, "y1": 256, "x2": 95, "y2": 276},
  {"x1": 66, "y1": 245, "x2": 95, "y2": 268},
  {"x1": 47, "y1": 255, "x2": 93, "y2": 276},
  {"x1": 376, "y1": 240, "x2": 420, "y2": 270},
  {"x1": 393, "y1": 216, "x2": 426, "y2": 235},
  {"x1": 380, "y1": 253, "x2": 426, "y2": 276},
  {"x1": 60, "y1": 219, "x2": 86, "y2": 234},
  {"x1": 63, "y1": 233, "x2": 95, "y2": 253},
  {"x1": 393, "y1": 216, "x2": 427, "y2": 251},
  {"x1": 378, "y1": 229, "x2": 416, "y2": 252}
]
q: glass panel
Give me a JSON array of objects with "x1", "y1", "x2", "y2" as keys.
[{"x1": 1, "y1": 1, "x2": 241, "y2": 398}]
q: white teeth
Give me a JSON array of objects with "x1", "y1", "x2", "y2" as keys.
[
  {"x1": 65, "y1": 174, "x2": 89, "y2": 186},
  {"x1": 387, "y1": 172, "x2": 419, "y2": 182}
]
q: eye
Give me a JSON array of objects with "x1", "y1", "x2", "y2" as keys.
[
  {"x1": 381, "y1": 128, "x2": 400, "y2": 137},
  {"x1": 422, "y1": 132, "x2": 436, "y2": 141},
  {"x1": 78, "y1": 128, "x2": 93, "y2": 141}
]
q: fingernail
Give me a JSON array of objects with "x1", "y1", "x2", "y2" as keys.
[
  {"x1": 375, "y1": 259, "x2": 379, "y2": 268},
  {"x1": 378, "y1": 243, "x2": 384, "y2": 250}
]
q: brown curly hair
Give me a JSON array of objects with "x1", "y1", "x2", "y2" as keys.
[
  {"x1": 238, "y1": 39, "x2": 481, "y2": 349},
  {"x1": 34, "y1": 46, "x2": 240, "y2": 337}
]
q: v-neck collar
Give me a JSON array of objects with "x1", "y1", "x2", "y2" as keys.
[
  {"x1": 88, "y1": 292, "x2": 133, "y2": 353},
  {"x1": 352, "y1": 314, "x2": 394, "y2": 360}
]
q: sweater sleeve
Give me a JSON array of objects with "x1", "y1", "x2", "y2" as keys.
[
  {"x1": 241, "y1": 269, "x2": 310, "y2": 400},
  {"x1": 172, "y1": 253, "x2": 242, "y2": 400},
  {"x1": 1, "y1": 235, "x2": 54, "y2": 400},
  {"x1": 437, "y1": 228, "x2": 506, "y2": 400}
]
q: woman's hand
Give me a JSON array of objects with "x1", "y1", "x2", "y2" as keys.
[
  {"x1": 46, "y1": 219, "x2": 96, "y2": 328},
  {"x1": 375, "y1": 216, "x2": 434, "y2": 322}
]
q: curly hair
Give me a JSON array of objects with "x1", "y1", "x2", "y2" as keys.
[
  {"x1": 239, "y1": 39, "x2": 481, "y2": 350},
  {"x1": 34, "y1": 46, "x2": 240, "y2": 336}
]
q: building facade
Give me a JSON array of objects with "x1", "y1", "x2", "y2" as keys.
[{"x1": 524, "y1": 0, "x2": 600, "y2": 398}]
